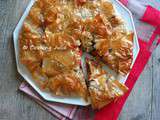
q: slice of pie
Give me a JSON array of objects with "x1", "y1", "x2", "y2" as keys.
[
  {"x1": 94, "y1": 29, "x2": 134, "y2": 75},
  {"x1": 47, "y1": 67, "x2": 88, "y2": 100},
  {"x1": 86, "y1": 58, "x2": 128, "y2": 109}
]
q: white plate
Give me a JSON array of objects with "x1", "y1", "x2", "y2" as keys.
[{"x1": 13, "y1": 0, "x2": 139, "y2": 106}]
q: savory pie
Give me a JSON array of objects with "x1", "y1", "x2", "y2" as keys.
[{"x1": 19, "y1": 0, "x2": 133, "y2": 109}]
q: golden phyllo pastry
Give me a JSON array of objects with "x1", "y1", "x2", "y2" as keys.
[
  {"x1": 19, "y1": 0, "x2": 133, "y2": 105},
  {"x1": 48, "y1": 67, "x2": 88, "y2": 100},
  {"x1": 86, "y1": 59, "x2": 128, "y2": 109},
  {"x1": 19, "y1": 0, "x2": 88, "y2": 99},
  {"x1": 95, "y1": 30, "x2": 134, "y2": 75}
]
